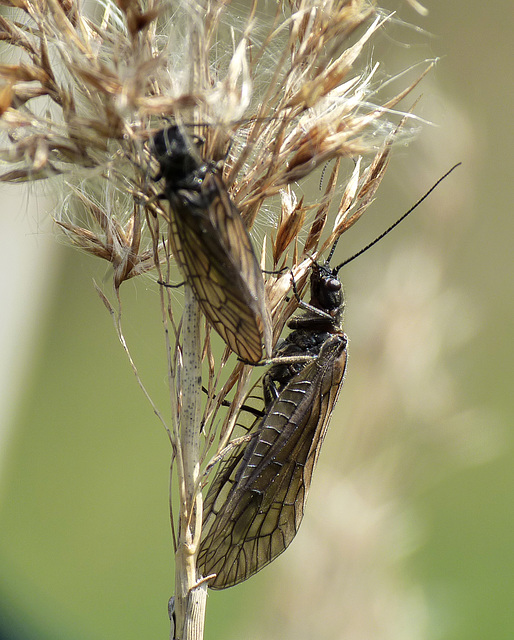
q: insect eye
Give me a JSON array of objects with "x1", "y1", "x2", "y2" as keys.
[{"x1": 326, "y1": 277, "x2": 341, "y2": 292}]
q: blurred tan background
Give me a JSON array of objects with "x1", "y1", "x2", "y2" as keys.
[{"x1": 1, "y1": 1, "x2": 513, "y2": 639}]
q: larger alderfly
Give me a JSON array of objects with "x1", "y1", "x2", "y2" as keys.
[
  {"x1": 198, "y1": 257, "x2": 348, "y2": 589},
  {"x1": 152, "y1": 125, "x2": 272, "y2": 362}
]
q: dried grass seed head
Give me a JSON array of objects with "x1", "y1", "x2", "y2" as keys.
[{"x1": 1, "y1": 0, "x2": 425, "y2": 350}]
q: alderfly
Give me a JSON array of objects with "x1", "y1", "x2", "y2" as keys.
[
  {"x1": 198, "y1": 253, "x2": 348, "y2": 588},
  {"x1": 152, "y1": 125, "x2": 272, "y2": 362}
]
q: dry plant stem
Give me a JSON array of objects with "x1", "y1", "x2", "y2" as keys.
[
  {"x1": 176, "y1": 582, "x2": 208, "y2": 640},
  {"x1": 174, "y1": 283, "x2": 205, "y2": 640}
]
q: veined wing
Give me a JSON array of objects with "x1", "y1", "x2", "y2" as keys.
[
  {"x1": 154, "y1": 126, "x2": 271, "y2": 362},
  {"x1": 198, "y1": 333, "x2": 348, "y2": 589},
  {"x1": 168, "y1": 170, "x2": 271, "y2": 362}
]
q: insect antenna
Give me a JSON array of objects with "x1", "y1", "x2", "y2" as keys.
[{"x1": 333, "y1": 162, "x2": 461, "y2": 273}]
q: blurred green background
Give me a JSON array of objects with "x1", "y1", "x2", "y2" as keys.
[{"x1": 1, "y1": 1, "x2": 513, "y2": 639}]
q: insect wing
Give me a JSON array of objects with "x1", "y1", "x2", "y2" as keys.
[
  {"x1": 198, "y1": 334, "x2": 348, "y2": 589},
  {"x1": 170, "y1": 171, "x2": 271, "y2": 362}
]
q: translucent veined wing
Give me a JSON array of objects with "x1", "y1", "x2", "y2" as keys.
[
  {"x1": 198, "y1": 334, "x2": 348, "y2": 589},
  {"x1": 153, "y1": 126, "x2": 272, "y2": 362}
]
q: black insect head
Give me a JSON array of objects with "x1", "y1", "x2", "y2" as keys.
[{"x1": 152, "y1": 126, "x2": 205, "y2": 188}]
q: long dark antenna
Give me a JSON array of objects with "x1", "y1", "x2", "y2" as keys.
[{"x1": 333, "y1": 162, "x2": 461, "y2": 273}]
